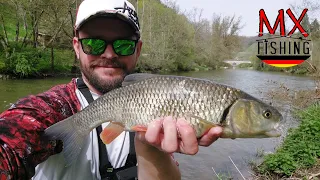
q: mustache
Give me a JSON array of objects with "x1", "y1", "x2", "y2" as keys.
[{"x1": 91, "y1": 58, "x2": 127, "y2": 69}]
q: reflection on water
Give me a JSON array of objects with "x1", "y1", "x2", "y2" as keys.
[
  {"x1": 0, "y1": 78, "x2": 71, "y2": 112},
  {"x1": 0, "y1": 69, "x2": 316, "y2": 179},
  {"x1": 174, "y1": 69, "x2": 315, "y2": 96}
]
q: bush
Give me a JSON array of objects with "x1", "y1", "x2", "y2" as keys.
[
  {"x1": 3, "y1": 44, "x2": 45, "y2": 77},
  {"x1": 237, "y1": 63, "x2": 252, "y2": 68},
  {"x1": 257, "y1": 103, "x2": 320, "y2": 176},
  {"x1": 1, "y1": 41, "x2": 75, "y2": 78},
  {"x1": 0, "y1": 61, "x2": 5, "y2": 72}
]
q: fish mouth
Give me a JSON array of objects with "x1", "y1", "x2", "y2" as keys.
[
  {"x1": 265, "y1": 123, "x2": 281, "y2": 137},
  {"x1": 265, "y1": 129, "x2": 281, "y2": 137}
]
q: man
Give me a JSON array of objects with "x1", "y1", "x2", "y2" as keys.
[{"x1": 0, "y1": 0, "x2": 222, "y2": 179}]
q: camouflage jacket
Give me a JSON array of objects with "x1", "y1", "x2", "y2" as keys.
[{"x1": 0, "y1": 79, "x2": 81, "y2": 180}]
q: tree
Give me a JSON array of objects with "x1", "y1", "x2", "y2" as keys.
[
  {"x1": 209, "y1": 14, "x2": 242, "y2": 66},
  {"x1": 301, "y1": 13, "x2": 311, "y2": 34},
  {"x1": 310, "y1": 19, "x2": 319, "y2": 32},
  {"x1": 290, "y1": 0, "x2": 320, "y2": 74}
]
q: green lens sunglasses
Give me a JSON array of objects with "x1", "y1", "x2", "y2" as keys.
[{"x1": 79, "y1": 38, "x2": 138, "y2": 56}]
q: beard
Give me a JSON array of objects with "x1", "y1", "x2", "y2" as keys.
[{"x1": 79, "y1": 57, "x2": 132, "y2": 94}]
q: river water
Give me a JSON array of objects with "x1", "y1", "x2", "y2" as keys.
[{"x1": 0, "y1": 69, "x2": 316, "y2": 179}]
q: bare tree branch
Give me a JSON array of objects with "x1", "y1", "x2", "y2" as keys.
[
  {"x1": 45, "y1": 15, "x2": 69, "y2": 48},
  {"x1": 21, "y1": 9, "x2": 28, "y2": 47},
  {"x1": 0, "y1": 13, "x2": 8, "y2": 46}
]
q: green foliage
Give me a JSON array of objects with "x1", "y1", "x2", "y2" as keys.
[
  {"x1": 0, "y1": 40, "x2": 74, "y2": 77},
  {"x1": 135, "y1": 0, "x2": 198, "y2": 73},
  {"x1": 310, "y1": 19, "x2": 320, "y2": 35},
  {"x1": 13, "y1": 53, "x2": 37, "y2": 77},
  {"x1": 259, "y1": 152, "x2": 297, "y2": 176},
  {"x1": 1, "y1": 0, "x2": 243, "y2": 77},
  {"x1": 136, "y1": 0, "x2": 242, "y2": 73},
  {"x1": 0, "y1": 2, "x2": 22, "y2": 41},
  {"x1": 237, "y1": 63, "x2": 252, "y2": 68},
  {"x1": 301, "y1": 13, "x2": 311, "y2": 34},
  {"x1": 0, "y1": 60, "x2": 5, "y2": 72},
  {"x1": 258, "y1": 103, "x2": 320, "y2": 176},
  {"x1": 0, "y1": 0, "x2": 76, "y2": 78},
  {"x1": 251, "y1": 58, "x2": 311, "y2": 75},
  {"x1": 2, "y1": 43, "x2": 41, "y2": 77},
  {"x1": 285, "y1": 64, "x2": 309, "y2": 74},
  {"x1": 34, "y1": 49, "x2": 74, "y2": 74}
]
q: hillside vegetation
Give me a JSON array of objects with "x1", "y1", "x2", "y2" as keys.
[{"x1": 0, "y1": 0, "x2": 243, "y2": 78}]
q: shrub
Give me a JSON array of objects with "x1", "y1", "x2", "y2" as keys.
[
  {"x1": 3, "y1": 44, "x2": 45, "y2": 78},
  {"x1": 257, "y1": 103, "x2": 320, "y2": 177}
]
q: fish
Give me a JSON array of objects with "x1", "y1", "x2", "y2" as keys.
[{"x1": 44, "y1": 73, "x2": 283, "y2": 165}]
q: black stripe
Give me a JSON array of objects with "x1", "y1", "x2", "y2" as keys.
[
  {"x1": 76, "y1": 78, "x2": 137, "y2": 179},
  {"x1": 257, "y1": 55, "x2": 310, "y2": 60}
]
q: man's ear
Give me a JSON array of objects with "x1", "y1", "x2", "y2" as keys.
[
  {"x1": 135, "y1": 40, "x2": 143, "y2": 58},
  {"x1": 73, "y1": 37, "x2": 80, "y2": 59}
]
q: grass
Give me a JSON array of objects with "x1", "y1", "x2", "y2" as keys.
[
  {"x1": 250, "y1": 80, "x2": 320, "y2": 179},
  {"x1": 211, "y1": 167, "x2": 233, "y2": 180},
  {"x1": 254, "y1": 103, "x2": 320, "y2": 179},
  {"x1": 0, "y1": 2, "x2": 29, "y2": 41}
]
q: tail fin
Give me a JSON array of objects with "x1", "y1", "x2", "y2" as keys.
[{"x1": 44, "y1": 116, "x2": 86, "y2": 166}]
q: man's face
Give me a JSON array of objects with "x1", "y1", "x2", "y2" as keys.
[{"x1": 73, "y1": 17, "x2": 142, "y2": 94}]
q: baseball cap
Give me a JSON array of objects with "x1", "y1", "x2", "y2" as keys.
[{"x1": 75, "y1": 0, "x2": 140, "y2": 38}]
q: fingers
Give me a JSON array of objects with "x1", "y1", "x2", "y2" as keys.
[
  {"x1": 198, "y1": 126, "x2": 223, "y2": 146},
  {"x1": 144, "y1": 117, "x2": 179, "y2": 153},
  {"x1": 176, "y1": 118, "x2": 198, "y2": 155},
  {"x1": 161, "y1": 116, "x2": 178, "y2": 153},
  {"x1": 145, "y1": 118, "x2": 163, "y2": 145},
  {"x1": 142, "y1": 116, "x2": 222, "y2": 155},
  {"x1": 135, "y1": 131, "x2": 146, "y2": 142}
]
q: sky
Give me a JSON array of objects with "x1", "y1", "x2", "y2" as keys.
[{"x1": 170, "y1": 0, "x2": 315, "y2": 37}]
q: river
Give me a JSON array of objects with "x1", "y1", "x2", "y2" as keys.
[{"x1": 0, "y1": 69, "x2": 316, "y2": 179}]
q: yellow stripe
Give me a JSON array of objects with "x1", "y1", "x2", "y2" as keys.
[{"x1": 270, "y1": 64, "x2": 298, "y2": 68}]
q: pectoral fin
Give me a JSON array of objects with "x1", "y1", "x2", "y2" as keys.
[
  {"x1": 131, "y1": 125, "x2": 148, "y2": 132},
  {"x1": 188, "y1": 115, "x2": 218, "y2": 137},
  {"x1": 198, "y1": 119, "x2": 218, "y2": 137},
  {"x1": 100, "y1": 122, "x2": 125, "y2": 144}
]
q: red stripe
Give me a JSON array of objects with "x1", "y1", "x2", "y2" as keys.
[{"x1": 263, "y1": 60, "x2": 304, "y2": 64}]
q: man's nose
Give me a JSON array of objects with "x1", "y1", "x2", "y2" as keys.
[{"x1": 100, "y1": 44, "x2": 118, "y2": 59}]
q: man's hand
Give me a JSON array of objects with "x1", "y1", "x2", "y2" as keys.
[{"x1": 136, "y1": 116, "x2": 222, "y2": 155}]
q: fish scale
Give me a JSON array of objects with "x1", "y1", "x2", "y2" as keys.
[
  {"x1": 82, "y1": 76, "x2": 241, "y2": 134},
  {"x1": 44, "y1": 73, "x2": 282, "y2": 165}
]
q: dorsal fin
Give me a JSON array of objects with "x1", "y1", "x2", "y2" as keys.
[{"x1": 122, "y1": 73, "x2": 159, "y2": 86}]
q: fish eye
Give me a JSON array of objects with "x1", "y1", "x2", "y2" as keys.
[{"x1": 263, "y1": 110, "x2": 272, "y2": 119}]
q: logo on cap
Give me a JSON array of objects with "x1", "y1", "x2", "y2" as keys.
[{"x1": 115, "y1": 2, "x2": 140, "y2": 30}]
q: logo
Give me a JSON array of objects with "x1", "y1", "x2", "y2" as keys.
[
  {"x1": 114, "y1": 2, "x2": 140, "y2": 29},
  {"x1": 256, "y1": 8, "x2": 311, "y2": 68}
]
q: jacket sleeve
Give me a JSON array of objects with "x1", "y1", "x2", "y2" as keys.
[{"x1": 0, "y1": 80, "x2": 80, "y2": 180}]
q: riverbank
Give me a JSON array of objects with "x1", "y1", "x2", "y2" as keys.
[
  {"x1": 0, "y1": 72, "x2": 82, "y2": 80},
  {"x1": 0, "y1": 63, "x2": 217, "y2": 80},
  {"x1": 236, "y1": 64, "x2": 320, "y2": 78},
  {"x1": 251, "y1": 60, "x2": 320, "y2": 77},
  {"x1": 253, "y1": 102, "x2": 320, "y2": 179},
  {"x1": 0, "y1": 69, "x2": 317, "y2": 179}
]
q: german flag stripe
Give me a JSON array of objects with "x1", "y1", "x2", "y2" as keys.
[
  {"x1": 268, "y1": 64, "x2": 298, "y2": 68},
  {"x1": 257, "y1": 55, "x2": 310, "y2": 60},
  {"x1": 262, "y1": 60, "x2": 305, "y2": 64}
]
